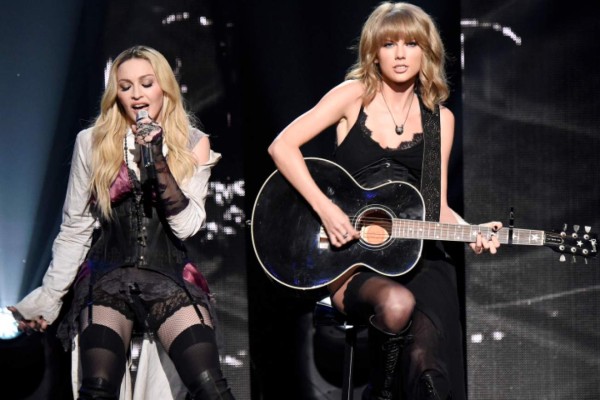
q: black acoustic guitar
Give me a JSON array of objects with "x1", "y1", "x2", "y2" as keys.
[{"x1": 250, "y1": 157, "x2": 597, "y2": 291}]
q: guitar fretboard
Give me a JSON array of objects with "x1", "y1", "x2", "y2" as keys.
[{"x1": 392, "y1": 219, "x2": 545, "y2": 246}]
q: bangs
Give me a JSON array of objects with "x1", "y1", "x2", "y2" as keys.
[{"x1": 373, "y1": 9, "x2": 427, "y2": 46}]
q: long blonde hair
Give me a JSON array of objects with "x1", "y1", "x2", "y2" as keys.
[
  {"x1": 90, "y1": 45, "x2": 196, "y2": 219},
  {"x1": 345, "y1": 2, "x2": 449, "y2": 110}
]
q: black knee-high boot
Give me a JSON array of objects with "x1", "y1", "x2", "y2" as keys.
[
  {"x1": 417, "y1": 369, "x2": 451, "y2": 400},
  {"x1": 78, "y1": 377, "x2": 119, "y2": 400},
  {"x1": 362, "y1": 317, "x2": 412, "y2": 400},
  {"x1": 187, "y1": 368, "x2": 235, "y2": 400}
]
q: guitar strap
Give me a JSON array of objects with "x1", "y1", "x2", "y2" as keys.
[{"x1": 418, "y1": 95, "x2": 441, "y2": 222}]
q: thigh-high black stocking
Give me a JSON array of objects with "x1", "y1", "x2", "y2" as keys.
[
  {"x1": 77, "y1": 305, "x2": 133, "y2": 400},
  {"x1": 158, "y1": 305, "x2": 235, "y2": 400}
]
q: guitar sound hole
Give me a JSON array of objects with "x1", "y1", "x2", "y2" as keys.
[{"x1": 357, "y1": 208, "x2": 393, "y2": 247}]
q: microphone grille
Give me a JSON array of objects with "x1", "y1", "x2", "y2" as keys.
[{"x1": 135, "y1": 110, "x2": 149, "y2": 122}]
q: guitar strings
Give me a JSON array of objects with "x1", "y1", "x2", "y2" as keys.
[{"x1": 337, "y1": 216, "x2": 509, "y2": 241}]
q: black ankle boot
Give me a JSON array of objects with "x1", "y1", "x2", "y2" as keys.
[{"x1": 362, "y1": 317, "x2": 412, "y2": 400}]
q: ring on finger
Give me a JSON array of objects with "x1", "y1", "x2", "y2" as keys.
[{"x1": 342, "y1": 232, "x2": 349, "y2": 239}]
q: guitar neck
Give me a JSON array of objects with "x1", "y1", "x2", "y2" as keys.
[{"x1": 393, "y1": 219, "x2": 546, "y2": 246}]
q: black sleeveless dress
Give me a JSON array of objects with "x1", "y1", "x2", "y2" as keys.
[{"x1": 332, "y1": 100, "x2": 467, "y2": 400}]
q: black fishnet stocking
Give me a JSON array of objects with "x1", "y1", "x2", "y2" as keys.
[{"x1": 157, "y1": 304, "x2": 214, "y2": 352}]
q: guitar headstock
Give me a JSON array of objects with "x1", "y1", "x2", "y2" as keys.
[{"x1": 544, "y1": 224, "x2": 598, "y2": 262}]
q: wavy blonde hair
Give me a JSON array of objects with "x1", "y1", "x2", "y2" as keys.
[
  {"x1": 90, "y1": 45, "x2": 197, "y2": 219},
  {"x1": 345, "y1": 2, "x2": 449, "y2": 110}
]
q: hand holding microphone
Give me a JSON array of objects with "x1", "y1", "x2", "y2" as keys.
[{"x1": 134, "y1": 110, "x2": 163, "y2": 169}]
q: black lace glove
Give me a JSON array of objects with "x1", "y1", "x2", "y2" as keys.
[{"x1": 150, "y1": 134, "x2": 190, "y2": 217}]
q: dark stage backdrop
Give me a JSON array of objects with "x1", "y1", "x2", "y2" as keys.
[{"x1": 461, "y1": 0, "x2": 600, "y2": 399}]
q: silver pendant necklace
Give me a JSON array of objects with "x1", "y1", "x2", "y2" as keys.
[{"x1": 381, "y1": 89, "x2": 415, "y2": 135}]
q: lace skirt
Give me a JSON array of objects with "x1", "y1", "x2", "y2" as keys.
[{"x1": 57, "y1": 262, "x2": 215, "y2": 351}]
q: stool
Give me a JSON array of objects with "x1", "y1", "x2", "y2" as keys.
[{"x1": 313, "y1": 297, "x2": 365, "y2": 400}]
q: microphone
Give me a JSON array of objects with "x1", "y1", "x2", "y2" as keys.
[
  {"x1": 135, "y1": 110, "x2": 154, "y2": 170},
  {"x1": 135, "y1": 110, "x2": 157, "y2": 181}
]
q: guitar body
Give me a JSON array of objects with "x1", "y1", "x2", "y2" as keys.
[{"x1": 251, "y1": 157, "x2": 426, "y2": 290}]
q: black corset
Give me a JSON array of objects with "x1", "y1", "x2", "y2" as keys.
[{"x1": 87, "y1": 194, "x2": 188, "y2": 285}]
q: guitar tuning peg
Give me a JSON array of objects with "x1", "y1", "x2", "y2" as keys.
[
  {"x1": 585, "y1": 226, "x2": 591, "y2": 233},
  {"x1": 573, "y1": 225, "x2": 580, "y2": 232},
  {"x1": 563, "y1": 223, "x2": 568, "y2": 231},
  {"x1": 559, "y1": 254, "x2": 566, "y2": 262}
]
